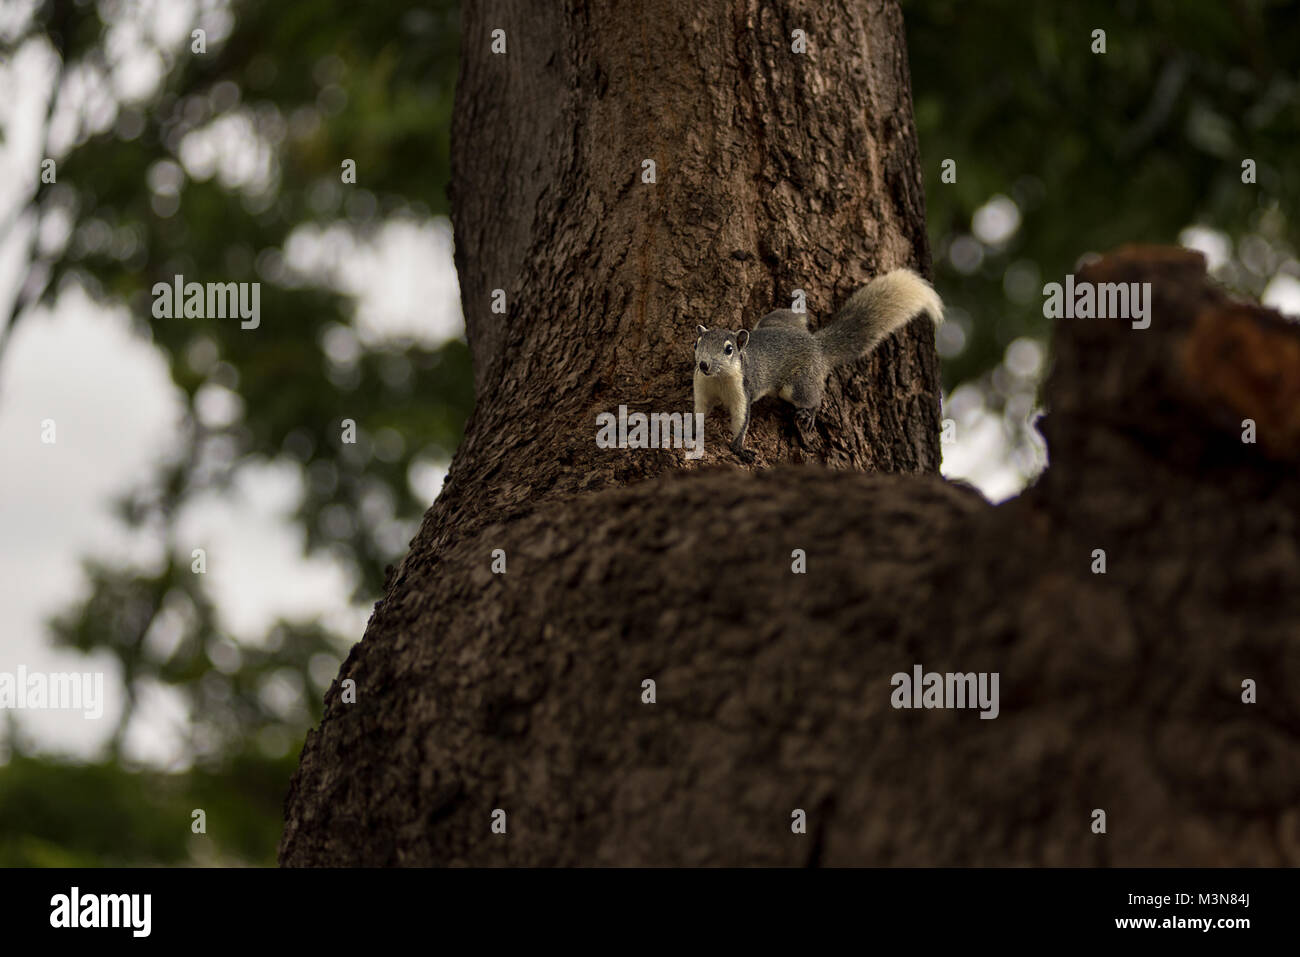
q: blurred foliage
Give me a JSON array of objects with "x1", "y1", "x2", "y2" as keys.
[
  {"x1": 905, "y1": 0, "x2": 1300, "y2": 483},
  {"x1": 0, "y1": 742, "x2": 293, "y2": 866},
  {"x1": 2, "y1": 0, "x2": 465, "y2": 866},
  {"x1": 2, "y1": 0, "x2": 1298, "y2": 865}
]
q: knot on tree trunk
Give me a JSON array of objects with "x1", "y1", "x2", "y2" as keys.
[{"x1": 1047, "y1": 245, "x2": 1300, "y2": 468}]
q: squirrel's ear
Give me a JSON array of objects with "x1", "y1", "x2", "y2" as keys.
[
  {"x1": 736, "y1": 329, "x2": 749, "y2": 350},
  {"x1": 696, "y1": 324, "x2": 708, "y2": 336}
]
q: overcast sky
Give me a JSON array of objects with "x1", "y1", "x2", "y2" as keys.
[{"x1": 0, "y1": 221, "x2": 462, "y2": 768}]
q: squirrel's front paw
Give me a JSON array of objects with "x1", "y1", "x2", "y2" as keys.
[
  {"x1": 732, "y1": 445, "x2": 756, "y2": 463},
  {"x1": 794, "y1": 408, "x2": 817, "y2": 435}
]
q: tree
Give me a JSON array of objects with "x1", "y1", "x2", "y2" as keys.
[
  {"x1": 280, "y1": 2, "x2": 1300, "y2": 865},
  {"x1": 8, "y1": 0, "x2": 1297, "y2": 868},
  {"x1": 447, "y1": 1, "x2": 940, "y2": 476}
]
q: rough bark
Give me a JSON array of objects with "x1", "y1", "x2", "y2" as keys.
[
  {"x1": 280, "y1": 0, "x2": 1300, "y2": 866},
  {"x1": 448, "y1": 0, "x2": 940, "y2": 526}
]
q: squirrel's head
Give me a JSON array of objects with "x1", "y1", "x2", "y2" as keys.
[{"x1": 694, "y1": 325, "x2": 748, "y2": 378}]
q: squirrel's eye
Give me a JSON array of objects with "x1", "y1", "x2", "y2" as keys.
[{"x1": 724, "y1": 344, "x2": 733, "y2": 355}]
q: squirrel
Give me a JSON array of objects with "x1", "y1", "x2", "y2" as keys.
[{"x1": 693, "y1": 268, "x2": 943, "y2": 461}]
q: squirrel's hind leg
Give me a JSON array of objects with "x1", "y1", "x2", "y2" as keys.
[{"x1": 789, "y1": 377, "x2": 823, "y2": 437}]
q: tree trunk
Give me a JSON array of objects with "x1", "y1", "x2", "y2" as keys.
[
  {"x1": 280, "y1": 2, "x2": 1300, "y2": 866},
  {"x1": 446, "y1": 0, "x2": 939, "y2": 500}
]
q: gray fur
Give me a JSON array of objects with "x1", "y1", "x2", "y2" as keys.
[
  {"x1": 755, "y1": 309, "x2": 810, "y2": 332},
  {"x1": 693, "y1": 268, "x2": 943, "y2": 460}
]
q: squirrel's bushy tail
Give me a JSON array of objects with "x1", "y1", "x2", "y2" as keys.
[{"x1": 815, "y1": 268, "x2": 943, "y2": 368}]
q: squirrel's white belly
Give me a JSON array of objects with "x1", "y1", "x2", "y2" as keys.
[{"x1": 695, "y1": 370, "x2": 748, "y2": 431}]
